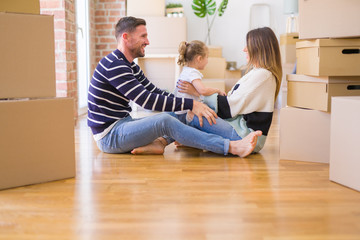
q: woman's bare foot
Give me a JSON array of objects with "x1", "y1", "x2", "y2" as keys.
[
  {"x1": 174, "y1": 141, "x2": 183, "y2": 147},
  {"x1": 131, "y1": 137, "x2": 167, "y2": 155},
  {"x1": 228, "y1": 131, "x2": 262, "y2": 157},
  {"x1": 186, "y1": 111, "x2": 195, "y2": 122}
]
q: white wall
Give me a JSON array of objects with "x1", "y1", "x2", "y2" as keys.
[{"x1": 166, "y1": 0, "x2": 288, "y2": 68}]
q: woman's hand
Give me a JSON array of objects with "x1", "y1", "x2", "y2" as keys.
[
  {"x1": 192, "y1": 100, "x2": 217, "y2": 127},
  {"x1": 177, "y1": 80, "x2": 200, "y2": 97}
]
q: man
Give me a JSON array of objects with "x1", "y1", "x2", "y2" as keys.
[{"x1": 87, "y1": 16, "x2": 260, "y2": 157}]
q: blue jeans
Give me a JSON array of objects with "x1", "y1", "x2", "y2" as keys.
[
  {"x1": 96, "y1": 113, "x2": 230, "y2": 155},
  {"x1": 166, "y1": 112, "x2": 242, "y2": 143},
  {"x1": 188, "y1": 115, "x2": 242, "y2": 141}
]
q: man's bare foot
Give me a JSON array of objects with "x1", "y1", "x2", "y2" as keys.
[
  {"x1": 131, "y1": 137, "x2": 167, "y2": 155},
  {"x1": 228, "y1": 131, "x2": 262, "y2": 157}
]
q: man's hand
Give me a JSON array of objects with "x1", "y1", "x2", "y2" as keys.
[
  {"x1": 177, "y1": 80, "x2": 200, "y2": 97},
  {"x1": 192, "y1": 100, "x2": 217, "y2": 127}
]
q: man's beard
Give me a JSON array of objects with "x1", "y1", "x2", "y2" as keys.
[{"x1": 132, "y1": 46, "x2": 145, "y2": 58}]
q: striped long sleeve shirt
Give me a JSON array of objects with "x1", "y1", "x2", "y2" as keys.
[{"x1": 87, "y1": 49, "x2": 193, "y2": 140}]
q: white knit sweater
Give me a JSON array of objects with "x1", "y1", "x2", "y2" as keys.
[{"x1": 205, "y1": 67, "x2": 276, "y2": 152}]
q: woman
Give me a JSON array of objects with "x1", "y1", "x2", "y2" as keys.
[
  {"x1": 185, "y1": 26, "x2": 282, "y2": 153},
  {"x1": 133, "y1": 27, "x2": 281, "y2": 155}
]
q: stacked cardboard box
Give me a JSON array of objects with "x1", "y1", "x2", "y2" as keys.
[
  {"x1": 0, "y1": 2, "x2": 75, "y2": 190},
  {"x1": 127, "y1": 0, "x2": 165, "y2": 17},
  {"x1": 280, "y1": 33, "x2": 299, "y2": 65},
  {"x1": 280, "y1": 0, "x2": 360, "y2": 165},
  {"x1": 0, "y1": 0, "x2": 40, "y2": 14},
  {"x1": 298, "y1": 0, "x2": 360, "y2": 39},
  {"x1": 330, "y1": 96, "x2": 360, "y2": 191},
  {"x1": 201, "y1": 46, "x2": 228, "y2": 93},
  {"x1": 128, "y1": 0, "x2": 186, "y2": 92},
  {"x1": 278, "y1": 33, "x2": 300, "y2": 108}
]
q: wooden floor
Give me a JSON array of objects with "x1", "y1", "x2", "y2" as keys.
[{"x1": 1, "y1": 110, "x2": 360, "y2": 240}]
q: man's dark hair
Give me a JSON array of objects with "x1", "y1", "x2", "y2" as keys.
[{"x1": 115, "y1": 16, "x2": 146, "y2": 40}]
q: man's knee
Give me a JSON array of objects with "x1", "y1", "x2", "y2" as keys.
[
  {"x1": 152, "y1": 113, "x2": 177, "y2": 127},
  {"x1": 161, "y1": 113, "x2": 178, "y2": 124}
]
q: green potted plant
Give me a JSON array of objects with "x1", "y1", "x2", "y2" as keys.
[
  {"x1": 166, "y1": 3, "x2": 184, "y2": 17},
  {"x1": 192, "y1": 0, "x2": 229, "y2": 45}
]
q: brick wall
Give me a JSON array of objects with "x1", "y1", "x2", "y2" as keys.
[
  {"x1": 40, "y1": 0, "x2": 77, "y2": 117},
  {"x1": 40, "y1": 0, "x2": 126, "y2": 117},
  {"x1": 93, "y1": 0, "x2": 126, "y2": 64}
]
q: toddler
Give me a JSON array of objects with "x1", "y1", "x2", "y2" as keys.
[{"x1": 173, "y1": 40, "x2": 226, "y2": 116}]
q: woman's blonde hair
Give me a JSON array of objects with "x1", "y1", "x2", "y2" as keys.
[
  {"x1": 177, "y1": 40, "x2": 208, "y2": 66},
  {"x1": 246, "y1": 27, "x2": 283, "y2": 99}
]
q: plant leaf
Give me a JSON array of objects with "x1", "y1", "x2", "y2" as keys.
[
  {"x1": 192, "y1": 0, "x2": 217, "y2": 18},
  {"x1": 218, "y1": 0, "x2": 229, "y2": 17}
]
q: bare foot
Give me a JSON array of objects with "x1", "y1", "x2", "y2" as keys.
[
  {"x1": 131, "y1": 137, "x2": 167, "y2": 155},
  {"x1": 186, "y1": 111, "x2": 195, "y2": 122},
  {"x1": 174, "y1": 141, "x2": 183, "y2": 147},
  {"x1": 228, "y1": 131, "x2": 262, "y2": 157}
]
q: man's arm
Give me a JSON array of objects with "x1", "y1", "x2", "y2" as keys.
[
  {"x1": 115, "y1": 64, "x2": 218, "y2": 126},
  {"x1": 133, "y1": 63, "x2": 175, "y2": 97}
]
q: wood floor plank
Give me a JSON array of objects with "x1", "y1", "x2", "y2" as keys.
[{"x1": 1, "y1": 110, "x2": 360, "y2": 240}]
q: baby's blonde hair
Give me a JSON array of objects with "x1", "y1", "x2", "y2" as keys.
[{"x1": 177, "y1": 40, "x2": 208, "y2": 66}]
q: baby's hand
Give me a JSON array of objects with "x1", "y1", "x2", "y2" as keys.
[{"x1": 218, "y1": 90, "x2": 227, "y2": 96}]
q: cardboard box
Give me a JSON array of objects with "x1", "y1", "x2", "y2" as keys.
[
  {"x1": 0, "y1": 98, "x2": 75, "y2": 190},
  {"x1": 280, "y1": 33, "x2": 300, "y2": 64},
  {"x1": 224, "y1": 69, "x2": 242, "y2": 93},
  {"x1": 137, "y1": 54, "x2": 180, "y2": 92},
  {"x1": 280, "y1": 107, "x2": 330, "y2": 163},
  {"x1": 277, "y1": 88, "x2": 287, "y2": 110},
  {"x1": 143, "y1": 17, "x2": 186, "y2": 54},
  {"x1": 202, "y1": 79, "x2": 226, "y2": 93},
  {"x1": 225, "y1": 69, "x2": 241, "y2": 79},
  {"x1": 277, "y1": 63, "x2": 296, "y2": 109},
  {"x1": 0, "y1": 12, "x2": 56, "y2": 99},
  {"x1": 299, "y1": 0, "x2": 360, "y2": 39},
  {"x1": 330, "y1": 97, "x2": 360, "y2": 191},
  {"x1": 287, "y1": 74, "x2": 360, "y2": 112},
  {"x1": 0, "y1": 0, "x2": 39, "y2": 14},
  {"x1": 127, "y1": 0, "x2": 165, "y2": 17},
  {"x1": 200, "y1": 57, "x2": 226, "y2": 79},
  {"x1": 296, "y1": 38, "x2": 360, "y2": 76},
  {"x1": 208, "y1": 46, "x2": 222, "y2": 58}
]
